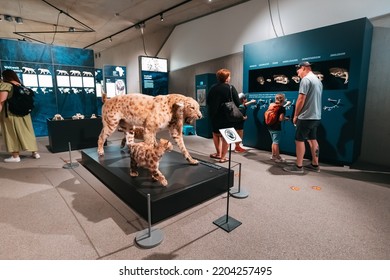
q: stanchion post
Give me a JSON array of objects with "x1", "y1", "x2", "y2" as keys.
[
  {"x1": 230, "y1": 162, "x2": 249, "y2": 199},
  {"x1": 135, "y1": 193, "x2": 164, "y2": 248},
  {"x1": 213, "y1": 137, "x2": 242, "y2": 233},
  {"x1": 63, "y1": 142, "x2": 79, "y2": 169}
]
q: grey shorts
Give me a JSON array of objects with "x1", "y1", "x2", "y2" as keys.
[{"x1": 295, "y1": 119, "x2": 321, "y2": 142}]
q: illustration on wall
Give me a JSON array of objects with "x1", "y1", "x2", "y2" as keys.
[{"x1": 103, "y1": 65, "x2": 127, "y2": 98}]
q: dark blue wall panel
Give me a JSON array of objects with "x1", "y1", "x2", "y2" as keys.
[
  {"x1": 0, "y1": 39, "x2": 96, "y2": 136},
  {"x1": 243, "y1": 18, "x2": 373, "y2": 165}
]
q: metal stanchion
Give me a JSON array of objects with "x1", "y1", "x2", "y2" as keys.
[
  {"x1": 213, "y1": 142, "x2": 242, "y2": 232},
  {"x1": 63, "y1": 142, "x2": 79, "y2": 169},
  {"x1": 135, "y1": 194, "x2": 164, "y2": 248},
  {"x1": 230, "y1": 162, "x2": 249, "y2": 198}
]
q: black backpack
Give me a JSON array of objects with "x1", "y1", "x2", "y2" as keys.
[{"x1": 6, "y1": 83, "x2": 35, "y2": 117}]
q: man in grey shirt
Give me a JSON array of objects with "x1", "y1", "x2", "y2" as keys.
[{"x1": 284, "y1": 61, "x2": 323, "y2": 173}]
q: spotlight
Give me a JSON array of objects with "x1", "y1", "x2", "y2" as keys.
[
  {"x1": 4, "y1": 15, "x2": 13, "y2": 22},
  {"x1": 160, "y1": 13, "x2": 164, "y2": 22},
  {"x1": 109, "y1": 37, "x2": 112, "y2": 42},
  {"x1": 68, "y1": 27, "x2": 75, "y2": 32},
  {"x1": 15, "y1": 17, "x2": 23, "y2": 24}
]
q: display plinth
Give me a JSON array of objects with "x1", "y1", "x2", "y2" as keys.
[
  {"x1": 47, "y1": 117, "x2": 103, "y2": 153},
  {"x1": 81, "y1": 146, "x2": 233, "y2": 224}
]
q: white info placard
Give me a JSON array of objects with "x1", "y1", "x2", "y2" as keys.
[{"x1": 219, "y1": 128, "x2": 241, "y2": 144}]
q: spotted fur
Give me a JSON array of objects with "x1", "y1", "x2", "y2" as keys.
[
  {"x1": 118, "y1": 120, "x2": 145, "y2": 148},
  {"x1": 97, "y1": 93, "x2": 202, "y2": 164},
  {"x1": 129, "y1": 138, "x2": 173, "y2": 187}
]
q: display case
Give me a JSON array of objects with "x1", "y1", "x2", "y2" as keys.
[{"x1": 47, "y1": 117, "x2": 103, "y2": 153}]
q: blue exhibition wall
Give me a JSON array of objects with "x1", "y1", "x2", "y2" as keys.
[
  {"x1": 195, "y1": 73, "x2": 217, "y2": 138},
  {"x1": 0, "y1": 39, "x2": 96, "y2": 136},
  {"x1": 242, "y1": 18, "x2": 373, "y2": 165}
]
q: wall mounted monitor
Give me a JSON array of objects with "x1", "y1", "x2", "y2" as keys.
[
  {"x1": 139, "y1": 56, "x2": 168, "y2": 96},
  {"x1": 139, "y1": 56, "x2": 168, "y2": 72}
]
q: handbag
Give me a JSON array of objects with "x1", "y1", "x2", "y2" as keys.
[{"x1": 221, "y1": 85, "x2": 243, "y2": 122}]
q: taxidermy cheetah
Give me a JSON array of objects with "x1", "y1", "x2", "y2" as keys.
[
  {"x1": 129, "y1": 138, "x2": 173, "y2": 187},
  {"x1": 97, "y1": 93, "x2": 202, "y2": 165}
]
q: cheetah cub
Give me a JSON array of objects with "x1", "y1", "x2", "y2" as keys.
[{"x1": 129, "y1": 138, "x2": 173, "y2": 187}]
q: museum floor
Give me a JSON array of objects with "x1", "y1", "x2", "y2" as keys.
[{"x1": 0, "y1": 130, "x2": 389, "y2": 260}]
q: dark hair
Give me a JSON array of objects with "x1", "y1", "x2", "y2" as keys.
[
  {"x1": 2, "y1": 69, "x2": 21, "y2": 83},
  {"x1": 216, "y1": 68, "x2": 230, "y2": 83}
]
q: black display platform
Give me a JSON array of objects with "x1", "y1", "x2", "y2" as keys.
[
  {"x1": 47, "y1": 117, "x2": 103, "y2": 153},
  {"x1": 81, "y1": 146, "x2": 233, "y2": 224}
]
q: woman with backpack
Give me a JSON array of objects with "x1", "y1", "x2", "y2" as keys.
[
  {"x1": 265, "y1": 92, "x2": 288, "y2": 163},
  {"x1": 0, "y1": 69, "x2": 40, "y2": 162}
]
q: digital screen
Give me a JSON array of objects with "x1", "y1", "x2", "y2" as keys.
[{"x1": 140, "y1": 56, "x2": 168, "y2": 72}]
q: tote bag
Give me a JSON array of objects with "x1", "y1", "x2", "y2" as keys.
[{"x1": 221, "y1": 85, "x2": 243, "y2": 122}]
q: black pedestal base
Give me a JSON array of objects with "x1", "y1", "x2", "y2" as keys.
[
  {"x1": 47, "y1": 117, "x2": 103, "y2": 153},
  {"x1": 213, "y1": 215, "x2": 242, "y2": 232},
  {"x1": 81, "y1": 146, "x2": 233, "y2": 224}
]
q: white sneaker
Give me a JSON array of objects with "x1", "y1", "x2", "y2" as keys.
[
  {"x1": 271, "y1": 155, "x2": 286, "y2": 163},
  {"x1": 32, "y1": 153, "x2": 40, "y2": 159},
  {"x1": 4, "y1": 156, "x2": 21, "y2": 163}
]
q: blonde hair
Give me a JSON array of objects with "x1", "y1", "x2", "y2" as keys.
[{"x1": 275, "y1": 93, "x2": 285, "y2": 105}]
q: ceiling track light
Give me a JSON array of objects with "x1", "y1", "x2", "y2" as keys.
[
  {"x1": 4, "y1": 15, "x2": 13, "y2": 22},
  {"x1": 160, "y1": 13, "x2": 164, "y2": 22},
  {"x1": 68, "y1": 27, "x2": 75, "y2": 32},
  {"x1": 84, "y1": 0, "x2": 192, "y2": 49},
  {"x1": 109, "y1": 37, "x2": 112, "y2": 42},
  {"x1": 15, "y1": 17, "x2": 23, "y2": 24}
]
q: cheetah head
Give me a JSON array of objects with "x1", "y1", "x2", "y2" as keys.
[{"x1": 183, "y1": 97, "x2": 202, "y2": 124}]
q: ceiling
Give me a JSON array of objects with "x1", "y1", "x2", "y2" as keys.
[{"x1": 0, "y1": 0, "x2": 250, "y2": 53}]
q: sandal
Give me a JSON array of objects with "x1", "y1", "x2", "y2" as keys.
[
  {"x1": 210, "y1": 153, "x2": 221, "y2": 159},
  {"x1": 218, "y1": 157, "x2": 229, "y2": 163}
]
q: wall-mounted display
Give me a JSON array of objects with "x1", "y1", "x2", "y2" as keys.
[
  {"x1": 55, "y1": 65, "x2": 97, "y2": 119},
  {"x1": 195, "y1": 73, "x2": 217, "y2": 138},
  {"x1": 140, "y1": 56, "x2": 168, "y2": 72},
  {"x1": 248, "y1": 58, "x2": 350, "y2": 93},
  {"x1": 139, "y1": 56, "x2": 168, "y2": 96},
  {"x1": 103, "y1": 65, "x2": 126, "y2": 98},
  {"x1": 95, "y1": 69, "x2": 103, "y2": 97},
  {"x1": 0, "y1": 38, "x2": 96, "y2": 136},
  {"x1": 242, "y1": 18, "x2": 373, "y2": 165},
  {"x1": 1, "y1": 62, "x2": 56, "y2": 136}
]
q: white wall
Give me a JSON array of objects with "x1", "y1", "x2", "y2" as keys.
[
  {"x1": 98, "y1": 0, "x2": 389, "y2": 91},
  {"x1": 159, "y1": 0, "x2": 390, "y2": 71},
  {"x1": 98, "y1": 0, "x2": 390, "y2": 167}
]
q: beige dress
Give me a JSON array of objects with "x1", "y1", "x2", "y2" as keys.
[{"x1": 0, "y1": 82, "x2": 38, "y2": 152}]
